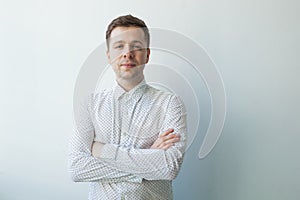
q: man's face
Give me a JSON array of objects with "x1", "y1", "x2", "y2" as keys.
[{"x1": 107, "y1": 26, "x2": 150, "y2": 81}]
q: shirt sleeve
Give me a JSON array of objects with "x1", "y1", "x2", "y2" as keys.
[
  {"x1": 96, "y1": 95, "x2": 188, "y2": 181},
  {"x1": 68, "y1": 94, "x2": 142, "y2": 183}
]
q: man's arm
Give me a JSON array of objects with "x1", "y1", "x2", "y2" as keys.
[
  {"x1": 92, "y1": 95, "x2": 187, "y2": 181},
  {"x1": 68, "y1": 94, "x2": 142, "y2": 183}
]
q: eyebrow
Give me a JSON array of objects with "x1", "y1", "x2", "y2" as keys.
[
  {"x1": 112, "y1": 40, "x2": 144, "y2": 45},
  {"x1": 131, "y1": 40, "x2": 143, "y2": 45}
]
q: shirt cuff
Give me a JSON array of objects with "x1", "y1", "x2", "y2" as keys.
[
  {"x1": 127, "y1": 176, "x2": 143, "y2": 183},
  {"x1": 99, "y1": 144, "x2": 118, "y2": 160}
]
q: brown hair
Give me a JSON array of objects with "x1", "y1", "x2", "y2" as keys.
[{"x1": 106, "y1": 14, "x2": 150, "y2": 49}]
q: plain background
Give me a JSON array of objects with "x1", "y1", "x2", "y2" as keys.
[{"x1": 1, "y1": 0, "x2": 300, "y2": 199}]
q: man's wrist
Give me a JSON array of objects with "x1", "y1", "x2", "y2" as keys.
[
  {"x1": 92, "y1": 142, "x2": 118, "y2": 160},
  {"x1": 99, "y1": 143, "x2": 118, "y2": 160},
  {"x1": 92, "y1": 142, "x2": 105, "y2": 158}
]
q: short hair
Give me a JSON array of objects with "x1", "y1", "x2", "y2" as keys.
[{"x1": 106, "y1": 14, "x2": 150, "y2": 49}]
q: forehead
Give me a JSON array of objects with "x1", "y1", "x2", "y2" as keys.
[{"x1": 109, "y1": 26, "x2": 146, "y2": 44}]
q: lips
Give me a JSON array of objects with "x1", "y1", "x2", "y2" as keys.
[{"x1": 120, "y1": 63, "x2": 136, "y2": 68}]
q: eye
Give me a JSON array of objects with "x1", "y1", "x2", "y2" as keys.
[
  {"x1": 132, "y1": 45, "x2": 143, "y2": 50},
  {"x1": 114, "y1": 44, "x2": 124, "y2": 49}
]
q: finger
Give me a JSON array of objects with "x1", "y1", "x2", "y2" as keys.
[
  {"x1": 153, "y1": 133, "x2": 179, "y2": 149},
  {"x1": 161, "y1": 143, "x2": 174, "y2": 150},
  {"x1": 157, "y1": 141, "x2": 169, "y2": 149},
  {"x1": 160, "y1": 133, "x2": 180, "y2": 142},
  {"x1": 160, "y1": 128, "x2": 174, "y2": 137},
  {"x1": 165, "y1": 137, "x2": 181, "y2": 144},
  {"x1": 165, "y1": 133, "x2": 180, "y2": 140},
  {"x1": 161, "y1": 137, "x2": 180, "y2": 146},
  {"x1": 157, "y1": 138, "x2": 178, "y2": 149}
]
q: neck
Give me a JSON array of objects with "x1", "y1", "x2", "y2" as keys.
[{"x1": 116, "y1": 75, "x2": 144, "y2": 92}]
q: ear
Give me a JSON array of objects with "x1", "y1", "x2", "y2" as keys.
[
  {"x1": 106, "y1": 50, "x2": 111, "y2": 64},
  {"x1": 145, "y1": 48, "x2": 150, "y2": 63}
]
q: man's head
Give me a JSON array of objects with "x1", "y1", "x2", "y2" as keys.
[
  {"x1": 106, "y1": 14, "x2": 150, "y2": 50},
  {"x1": 105, "y1": 14, "x2": 150, "y2": 85}
]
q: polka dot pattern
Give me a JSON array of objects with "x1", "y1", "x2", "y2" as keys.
[{"x1": 69, "y1": 79, "x2": 187, "y2": 200}]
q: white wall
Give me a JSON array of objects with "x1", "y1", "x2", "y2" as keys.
[{"x1": 1, "y1": 0, "x2": 299, "y2": 199}]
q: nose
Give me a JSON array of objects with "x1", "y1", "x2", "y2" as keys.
[{"x1": 122, "y1": 45, "x2": 134, "y2": 59}]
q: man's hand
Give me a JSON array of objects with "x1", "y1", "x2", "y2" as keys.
[
  {"x1": 92, "y1": 141, "x2": 105, "y2": 158},
  {"x1": 150, "y1": 128, "x2": 181, "y2": 150},
  {"x1": 92, "y1": 128, "x2": 180, "y2": 157}
]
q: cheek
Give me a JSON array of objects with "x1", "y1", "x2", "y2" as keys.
[
  {"x1": 108, "y1": 51, "x2": 122, "y2": 62},
  {"x1": 109, "y1": 54, "x2": 118, "y2": 62},
  {"x1": 112, "y1": 65, "x2": 120, "y2": 74},
  {"x1": 141, "y1": 54, "x2": 149, "y2": 63},
  {"x1": 135, "y1": 52, "x2": 145, "y2": 60}
]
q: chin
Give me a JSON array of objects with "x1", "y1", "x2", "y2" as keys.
[{"x1": 119, "y1": 73, "x2": 134, "y2": 79}]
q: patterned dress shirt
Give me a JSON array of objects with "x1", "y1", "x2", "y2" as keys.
[{"x1": 69, "y1": 79, "x2": 187, "y2": 200}]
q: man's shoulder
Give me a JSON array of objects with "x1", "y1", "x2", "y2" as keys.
[
  {"x1": 146, "y1": 85, "x2": 171, "y2": 96},
  {"x1": 145, "y1": 85, "x2": 183, "y2": 103},
  {"x1": 88, "y1": 88, "x2": 113, "y2": 102},
  {"x1": 144, "y1": 85, "x2": 186, "y2": 114}
]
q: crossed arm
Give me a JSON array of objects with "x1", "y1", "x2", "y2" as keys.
[
  {"x1": 68, "y1": 94, "x2": 187, "y2": 183},
  {"x1": 92, "y1": 128, "x2": 179, "y2": 153}
]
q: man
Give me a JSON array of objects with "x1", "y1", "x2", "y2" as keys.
[{"x1": 69, "y1": 14, "x2": 187, "y2": 200}]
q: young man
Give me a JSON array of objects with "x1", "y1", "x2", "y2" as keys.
[{"x1": 69, "y1": 14, "x2": 187, "y2": 200}]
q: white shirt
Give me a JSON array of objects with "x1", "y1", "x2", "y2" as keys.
[{"x1": 69, "y1": 79, "x2": 187, "y2": 200}]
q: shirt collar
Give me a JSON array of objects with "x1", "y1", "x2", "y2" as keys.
[{"x1": 114, "y1": 79, "x2": 147, "y2": 102}]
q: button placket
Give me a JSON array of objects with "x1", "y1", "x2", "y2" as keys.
[{"x1": 120, "y1": 95, "x2": 130, "y2": 145}]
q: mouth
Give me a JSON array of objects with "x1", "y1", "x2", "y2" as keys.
[{"x1": 120, "y1": 63, "x2": 136, "y2": 68}]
